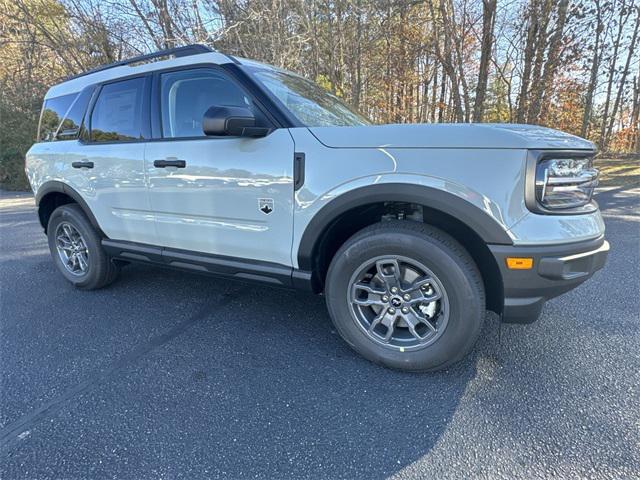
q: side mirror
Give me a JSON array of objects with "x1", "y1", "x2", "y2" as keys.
[{"x1": 202, "y1": 106, "x2": 269, "y2": 137}]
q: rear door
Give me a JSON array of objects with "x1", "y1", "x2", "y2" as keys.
[
  {"x1": 67, "y1": 75, "x2": 156, "y2": 245},
  {"x1": 144, "y1": 66, "x2": 295, "y2": 266}
]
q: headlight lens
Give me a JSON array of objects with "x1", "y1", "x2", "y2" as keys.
[{"x1": 535, "y1": 157, "x2": 598, "y2": 210}]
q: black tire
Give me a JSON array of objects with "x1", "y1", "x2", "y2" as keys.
[
  {"x1": 47, "y1": 204, "x2": 120, "y2": 290},
  {"x1": 325, "y1": 220, "x2": 485, "y2": 372}
]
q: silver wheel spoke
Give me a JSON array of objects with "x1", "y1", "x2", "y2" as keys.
[
  {"x1": 353, "y1": 282, "x2": 385, "y2": 296},
  {"x1": 62, "y1": 224, "x2": 74, "y2": 240},
  {"x1": 353, "y1": 298, "x2": 385, "y2": 307},
  {"x1": 402, "y1": 313, "x2": 424, "y2": 340},
  {"x1": 407, "y1": 290, "x2": 441, "y2": 305},
  {"x1": 351, "y1": 282, "x2": 386, "y2": 306},
  {"x1": 405, "y1": 276, "x2": 433, "y2": 292},
  {"x1": 376, "y1": 259, "x2": 402, "y2": 289},
  {"x1": 368, "y1": 308, "x2": 388, "y2": 333},
  {"x1": 57, "y1": 235, "x2": 72, "y2": 247},
  {"x1": 423, "y1": 290, "x2": 442, "y2": 302},
  {"x1": 77, "y1": 253, "x2": 88, "y2": 272},
  {"x1": 381, "y1": 315, "x2": 396, "y2": 342}
]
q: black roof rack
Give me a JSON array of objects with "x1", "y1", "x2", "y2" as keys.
[{"x1": 65, "y1": 44, "x2": 214, "y2": 81}]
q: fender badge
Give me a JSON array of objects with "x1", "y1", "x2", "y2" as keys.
[{"x1": 259, "y1": 198, "x2": 274, "y2": 215}]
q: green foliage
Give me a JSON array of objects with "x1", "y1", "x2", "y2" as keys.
[
  {"x1": 0, "y1": 149, "x2": 30, "y2": 191},
  {"x1": 0, "y1": 0, "x2": 72, "y2": 191},
  {"x1": 484, "y1": 78, "x2": 510, "y2": 123},
  {"x1": 0, "y1": 86, "x2": 39, "y2": 190}
]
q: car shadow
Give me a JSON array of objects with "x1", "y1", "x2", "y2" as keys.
[
  {"x1": 102, "y1": 265, "x2": 497, "y2": 478},
  {"x1": 0, "y1": 251, "x2": 497, "y2": 478}
]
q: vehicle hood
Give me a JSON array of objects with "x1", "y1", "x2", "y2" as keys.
[{"x1": 308, "y1": 123, "x2": 595, "y2": 150}]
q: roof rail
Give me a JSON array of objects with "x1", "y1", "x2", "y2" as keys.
[{"x1": 65, "y1": 44, "x2": 214, "y2": 81}]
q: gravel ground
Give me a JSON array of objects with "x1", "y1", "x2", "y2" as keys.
[{"x1": 0, "y1": 187, "x2": 638, "y2": 480}]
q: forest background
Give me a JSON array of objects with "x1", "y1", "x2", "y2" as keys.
[{"x1": 1, "y1": 0, "x2": 638, "y2": 189}]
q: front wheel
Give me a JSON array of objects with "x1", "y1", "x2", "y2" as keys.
[{"x1": 325, "y1": 221, "x2": 485, "y2": 372}]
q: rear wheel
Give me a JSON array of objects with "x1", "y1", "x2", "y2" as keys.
[
  {"x1": 47, "y1": 204, "x2": 119, "y2": 290},
  {"x1": 325, "y1": 220, "x2": 485, "y2": 372}
]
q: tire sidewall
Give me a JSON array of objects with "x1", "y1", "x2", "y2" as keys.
[
  {"x1": 47, "y1": 205, "x2": 104, "y2": 288},
  {"x1": 326, "y1": 227, "x2": 483, "y2": 371}
]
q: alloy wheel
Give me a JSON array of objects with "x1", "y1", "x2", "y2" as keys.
[
  {"x1": 55, "y1": 222, "x2": 90, "y2": 276},
  {"x1": 348, "y1": 255, "x2": 449, "y2": 351}
]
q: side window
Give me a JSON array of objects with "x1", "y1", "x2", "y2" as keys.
[
  {"x1": 90, "y1": 77, "x2": 145, "y2": 142},
  {"x1": 160, "y1": 68, "x2": 254, "y2": 138},
  {"x1": 56, "y1": 87, "x2": 94, "y2": 138},
  {"x1": 38, "y1": 94, "x2": 76, "y2": 142}
]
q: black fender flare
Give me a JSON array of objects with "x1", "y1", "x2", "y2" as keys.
[
  {"x1": 35, "y1": 181, "x2": 104, "y2": 235},
  {"x1": 297, "y1": 183, "x2": 513, "y2": 270}
]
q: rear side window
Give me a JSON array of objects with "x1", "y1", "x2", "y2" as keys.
[
  {"x1": 38, "y1": 94, "x2": 76, "y2": 142},
  {"x1": 38, "y1": 88, "x2": 94, "y2": 142},
  {"x1": 160, "y1": 68, "x2": 253, "y2": 138},
  {"x1": 90, "y1": 78, "x2": 145, "y2": 142},
  {"x1": 57, "y1": 88, "x2": 94, "y2": 138}
]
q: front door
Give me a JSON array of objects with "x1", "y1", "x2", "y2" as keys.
[{"x1": 145, "y1": 67, "x2": 295, "y2": 266}]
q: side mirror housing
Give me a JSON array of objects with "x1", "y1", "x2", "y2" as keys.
[{"x1": 202, "y1": 106, "x2": 269, "y2": 137}]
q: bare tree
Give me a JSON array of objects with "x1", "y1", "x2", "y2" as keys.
[
  {"x1": 599, "y1": 0, "x2": 633, "y2": 148},
  {"x1": 473, "y1": 0, "x2": 496, "y2": 122},
  {"x1": 604, "y1": 4, "x2": 640, "y2": 148},
  {"x1": 581, "y1": 0, "x2": 605, "y2": 138}
]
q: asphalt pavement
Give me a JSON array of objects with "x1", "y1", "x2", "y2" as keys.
[{"x1": 0, "y1": 186, "x2": 638, "y2": 479}]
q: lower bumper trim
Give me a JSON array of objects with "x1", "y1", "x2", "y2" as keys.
[
  {"x1": 538, "y1": 240, "x2": 609, "y2": 280},
  {"x1": 490, "y1": 236, "x2": 609, "y2": 324}
]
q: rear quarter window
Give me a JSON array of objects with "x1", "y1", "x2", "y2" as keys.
[
  {"x1": 38, "y1": 94, "x2": 76, "y2": 142},
  {"x1": 37, "y1": 88, "x2": 94, "y2": 142}
]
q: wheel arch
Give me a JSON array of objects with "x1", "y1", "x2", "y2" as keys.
[
  {"x1": 36, "y1": 181, "x2": 104, "y2": 235},
  {"x1": 297, "y1": 183, "x2": 511, "y2": 314}
]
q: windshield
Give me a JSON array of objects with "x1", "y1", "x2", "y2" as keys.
[{"x1": 248, "y1": 67, "x2": 371, "y2": 127}]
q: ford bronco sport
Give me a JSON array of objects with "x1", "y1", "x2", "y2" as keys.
[{"x1": 26, "y1": 45, "x2": 609, "y2": 371}]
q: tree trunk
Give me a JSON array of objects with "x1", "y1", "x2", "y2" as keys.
[
  {"x1": 581, "y1": 0, "x2": 603, "y2": 138},
  {"x1": 604, "y1": 6, "x2": 640, "y2": 148},
  {"x1": 632, "y1": 74, "x2": 640, "y2": 152},
  {"x1": 599, "y1": 2, "x2": 629, "y2": 148},
  {"x1": 529, "y1": 0, "x2": 568, "y2": 124},
  {"x1": 516, "y1": 0, "x2": 539, "y2": 123},
  {"x1": 473, "y1": 0, "x2": 497, "y2": 122}
]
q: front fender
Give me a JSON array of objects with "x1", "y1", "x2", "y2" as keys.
[{"x1": 294, "y1": 175, "x2": 514, "y2": 270}]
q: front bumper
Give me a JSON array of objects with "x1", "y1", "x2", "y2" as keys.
[{"x1": 489, "y1": 236, "x2": 609, "y2": 323}]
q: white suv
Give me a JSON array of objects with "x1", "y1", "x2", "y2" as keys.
[{"x1": 26, "y1": 45, "x2": 609, "y2": 371}]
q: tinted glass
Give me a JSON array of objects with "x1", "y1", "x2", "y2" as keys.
[
  {"x1": 249, "y1": 67, "x2": 370, "y2": 127},
  {"x1": 160, "y1": 68, "x2": 252, "y2": 138},
  {"x1": 90, "y1": 78, "x2": 145, "y2": 142},
  {"x1": 57, "y1": 87, "x2": 94, "y2": 137},
  {"x1": 38, "y1": 94, "x2": 76, "y2": 142}
]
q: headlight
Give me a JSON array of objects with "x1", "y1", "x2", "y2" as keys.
[{"x1": 534, "y1": 156, "x2": 598, "y2": 211}]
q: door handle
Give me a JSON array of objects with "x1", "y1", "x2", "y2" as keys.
[
  {"x1": 71, "y1": 161, "x2": 94, "y2": 169},
  {"x1": 154, "y1": 159, "x2": 186, "y2": 168}
]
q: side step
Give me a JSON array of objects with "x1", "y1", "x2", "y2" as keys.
[{"x1": 102, "y1": 239, "x2": 313, "y2": 290}]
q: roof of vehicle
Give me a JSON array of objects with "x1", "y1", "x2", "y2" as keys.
[{"x1": 45, "y1": 44, "x2": 237, "y2": 99}]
